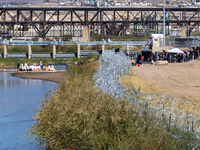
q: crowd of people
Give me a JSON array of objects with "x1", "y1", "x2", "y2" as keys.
[
  {"x1": 152, "y1": 48, "x2": 199, "y2": 63},
  {"x1": 129, "y1": 46, "x2": 200, "y2": 65},
  {"x1": 18, "y1": 61, "x2": 55, "y2": 72}
]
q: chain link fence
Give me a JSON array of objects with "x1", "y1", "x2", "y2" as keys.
[{"x1": 159, "y1": 37, "x2": 200, "y2": 48}]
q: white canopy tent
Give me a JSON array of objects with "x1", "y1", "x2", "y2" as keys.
[{"x1": 167, "y1": 48, "x2": 184, "y2": 54}]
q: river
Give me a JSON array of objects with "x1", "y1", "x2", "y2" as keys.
[{"x1": 0, "y1": 72, "x2": 57, "y2": 149}]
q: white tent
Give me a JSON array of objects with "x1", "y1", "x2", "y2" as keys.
[{"x1": 167, "y1": 48, "x2": 184, "y2": 54}]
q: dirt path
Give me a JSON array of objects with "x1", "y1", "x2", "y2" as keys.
[{"x1": 132, "y1": 60, "x2": 200, "y2": 99}]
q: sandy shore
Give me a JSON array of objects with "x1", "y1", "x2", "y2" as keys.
[
  {"x1": 132, "y1": 60, "x2": 200, "y2": 99},
  {"x1": 12, "y1": 71, "x2": 67, "y2": 83}
]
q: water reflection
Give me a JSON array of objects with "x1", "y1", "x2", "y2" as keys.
[{"x1": 0, "y1": 72, "x2": 57, "y2": 149}]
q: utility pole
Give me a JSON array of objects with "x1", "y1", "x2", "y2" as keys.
[{"x1": 163, "y1": 0, "x2": 165, "y2": 46}]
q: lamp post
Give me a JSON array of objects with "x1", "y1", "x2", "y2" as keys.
[{"x1": 163, "y1": 0, "x2": 165, "y2": 46}]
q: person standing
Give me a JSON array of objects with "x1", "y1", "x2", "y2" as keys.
[
  {"x1": 17, "y1": 61, "x2": 20, "y2": 72},
  {"x1": 20, "y1": 62, "x2": 23, "y2": 71},
  {"x1": 24, "y1": 62, "x2": 27, "y2": 71},
  {"x1": 66, "y1": 63, "x2": 68, "y2": 71},
  {"x1": 27, "y1": 64, "x2": 30, "y2": 73}
]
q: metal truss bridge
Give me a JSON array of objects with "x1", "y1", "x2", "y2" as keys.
[{"x1": 0, "y1": 7, "x2": 200, "y2": 38}]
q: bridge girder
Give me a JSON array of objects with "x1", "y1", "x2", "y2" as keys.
[{"x1": 0, "y1": 7, "x2": 199, "y2": 38}]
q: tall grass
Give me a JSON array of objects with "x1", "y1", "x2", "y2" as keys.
[{"x1": 26, "y1": 60, "x2": 194, "y2": 150}]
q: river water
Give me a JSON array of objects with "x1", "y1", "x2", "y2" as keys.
[{"x1": 0, "y1": 72, "x2": 57, "y2": 149}]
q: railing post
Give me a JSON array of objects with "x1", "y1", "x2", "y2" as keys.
[
  {"x1": 126, "y1": 43, "x2": 129, "y2": 55},
  {"x1": 53, "y1": 44, "x2": 56, "y2": 59},
  {"x1": 4, "y1": 44, "x2": 7, "y2": 58},
  {"x1": 77, "y1": 43, "x2": 81, "y2": 58},
  {"x1": 28, "y1": 44, "x2": 32, "y2": 59},
  {"x1": 102, "y1": 44, "x2": 105, "y2": 53}
]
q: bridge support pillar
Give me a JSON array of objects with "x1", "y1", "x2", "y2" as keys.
[
  {"x1": 28, "y1": 44, "x2": 32, "y2": 59},
  {"x1": 181, "y1": 26, "x2": 187, "y2": 37},
  {"x1": 53, "y1": 45, "x2": 56, "y2": 59},
  {"x1": 82, "y1": 26, "x2": 90, "y2": 42},
  {"x1": 38, "y1": 38, "x2": 46, "y2": 42},
  {"x1": 77, "y1": 44, "x2": 81, "y2": 58},
  {"x1": 4, "y1": 45, "x2": 7, "y2": 58},
  {"x1": 102, "y1": 44, "x2": 105, "y2": 53},
  {"x1": 126, "y1": 43, "x2": 129, "y2": 55}
]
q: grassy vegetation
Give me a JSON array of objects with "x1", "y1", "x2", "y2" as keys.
[
  {"x1": 84, "y1": 45, "x2": 124, "y2": 51},
  {"x1": 120, "y1": 70, "x2": 162, "y2": 95},
  {"x1": 0, "y1": 55, "x2": 96, "y2": 68},
  {"x1": 0, "y1": 45, "x2": 86, "y2": 53},
  {"x1": 26, "y1": 60, "x2": 197, "y2": 149},
  {"x1": 191, "y1": 32, "x2": 200, "y2": 37},
  {"x1": 91, "y1": 34, "x2": 150, "y2": 41}
]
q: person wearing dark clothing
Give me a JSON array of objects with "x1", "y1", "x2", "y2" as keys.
[
  {"x1": 66, "y1": 63, "x2": 69, "y2": 71},
  {"x1": 153, "y1": 53, "x2": 157, "y2": 62},
  {"x1": 137, "y1": 54, "x2": 142, "y2": 64},
  {"x1": 79, "y1": 61, "x2": 81, "y2": 67},
  {"x1": 17, "y1": 61, "x2": 20, "y2": 72},
  {"x1": 17, "y1": 61, "x2": 20, "y2": 69}
]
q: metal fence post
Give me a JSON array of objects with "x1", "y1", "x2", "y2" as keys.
[
  {"x1": 187, "y1": 112, "x2": 189, "y2": 131},
  {"x1": 162, "y1": 104, "x2": 165, "y2": 119},
  {"x1": 169, "y1": 113, "x2": 171, "y2": 129},
  {"x1": 192, "y1": 120, "x2": 194, "y2": 133}
]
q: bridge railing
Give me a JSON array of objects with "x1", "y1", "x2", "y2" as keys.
[
  {"x1": 56, "y1": 53, "x2": 76, "y2": 58},
  {"x1": 32, "y1": 53, "x2": 52, "y2": 58},
  {"x1": 7, "y1": 53, "x2": 27, "y2": 58},
  {"x1": 79, "y1": 41, "x2": 148, "y2": 46},
  {"x1": 81, "y1": 50, "x2": 101, "y2": 55},
  {"x1": 1, "y1": 39, "x2": 148, "y2": 46},
  {"x1": 1, "y1": 51, "x2": 100, "y2": 58}
]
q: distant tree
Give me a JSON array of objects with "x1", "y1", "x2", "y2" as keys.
[{"x1": 62, "y1": 34, "x2": 72, "y2": 41}]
